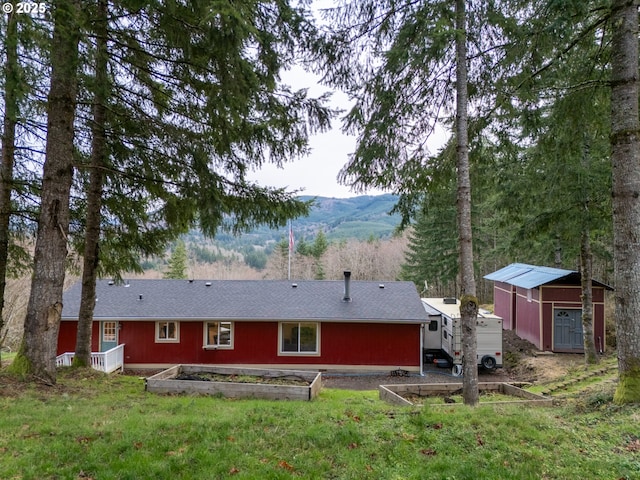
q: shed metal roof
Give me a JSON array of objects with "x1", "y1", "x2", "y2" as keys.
[
  {"x1": 484, "y1": 263, "x2": 612, "y2": 290},
  {"x1": 61, "y1": 278, "x2": 428, "y2": 323}
]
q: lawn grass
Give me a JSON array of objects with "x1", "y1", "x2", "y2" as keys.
[{"x1": 1, "y1": 368, "x2": 639, "y2": 479}]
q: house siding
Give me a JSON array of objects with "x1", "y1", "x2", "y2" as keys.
[
  {"x1": 58, "y1": 322, "x2": 100, "y2": 353},
  {"x1": 58, "y1": 320, "x2": 421, "y2": 370}
]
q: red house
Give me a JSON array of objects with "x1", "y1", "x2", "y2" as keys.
[
  {"x1": 484, "y1": 263, "x2": 611, "y2": 353},
  {"x1": 58, "y1": 273, "x2": 428, "y2": 373}
]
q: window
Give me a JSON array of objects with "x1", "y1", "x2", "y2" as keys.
[
  {"x1": 428, "y1": 320, "x2": 439, "y2": 332},
  {"x1": 156, "y1": 321, "x2": 179, "y2": 343},
  {"x1": 103, "y1": 321, "x2": 117, "y2": 342},
  {"x1": 280, "y1": 322, "x2": 319, "y2": 355},
  {"x1": 204, "y1": 321, "x2": 233, "y2": 349}
]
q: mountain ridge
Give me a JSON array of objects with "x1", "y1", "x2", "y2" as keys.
[
  {"x1": 189, "y1": 194, "x2": 401, "y2": 250},
  {"x1": 259, "y1": 193, "x2": 401, "y2": 243}
]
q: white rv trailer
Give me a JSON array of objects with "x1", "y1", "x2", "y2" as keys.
[{"x1": 421, "y1": 297, "x2": 503, "y2": 376}]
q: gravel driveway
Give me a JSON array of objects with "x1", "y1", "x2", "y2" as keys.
[{"x1": 321, "y1": 365, "x2": 512, "y2": 390}]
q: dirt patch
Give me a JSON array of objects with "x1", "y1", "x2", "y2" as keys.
[
  {"x1": 500, "y1": 329, "x2": 593, "y2": 384},
  {"x1": 174, "y1": 372, "x2": 310, "y2": 386}
]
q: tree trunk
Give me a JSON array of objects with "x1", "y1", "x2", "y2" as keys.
[
  {"x1": 455, "y1": 0, "x2": 478, "y2": 406},
  {"x1": 580, "y1": 227, "x2": 598, "y2": 364},
  {"x1": 74, "y1": 0, "x2": 108, "y2": 367},
  {"x1": 11, "y1": 0, "x2": 81, "y2": 384},
  {"x1": 611, "y1": 0, "x2": 640, "y2": 404},
  {"x1": 0, "y1": 11, "x2": 18, "y2": 363}
]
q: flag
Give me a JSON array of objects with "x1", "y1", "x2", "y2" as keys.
[{"x1": 289, "y1": 223, "x2": 294, "y2": 252}]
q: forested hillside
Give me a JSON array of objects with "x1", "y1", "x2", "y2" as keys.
[
  {"x1": 192, "y1": 194, "x2": 401, "y2": 251},
  {"x1": 131, "y1": 194, "x2": 406, "y2": 282}
]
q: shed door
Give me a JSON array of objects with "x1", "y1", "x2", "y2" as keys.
[
  {"x1": 553, "y1": 309, "x2": 583, "y2": 350},
  {"x1": 101, "y1": 321, "x2": 118, "y2": 352}
]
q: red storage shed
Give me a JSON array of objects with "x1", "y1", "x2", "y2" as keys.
[{"x1": 484, "y1": 263, "x2": 611, "y2": 353}]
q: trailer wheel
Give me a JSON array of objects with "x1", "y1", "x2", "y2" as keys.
[
  {"x1": 481, "y1": 355, "x2": 497, "y2": 370},
  {"x1": 452, "y1": 364, "x2": 463, "y2": 377}
]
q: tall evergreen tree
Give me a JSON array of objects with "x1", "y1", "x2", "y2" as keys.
[
  {"x1": 610, "y1": 0, "x2": 640, "y2": 404},
  {"x1": 322, "y1": 0, "x2": 519, "y2": 404},
  {"x1": 0, "y1": 10, "x2": 49, "y2": 358},
  {"x1": 67, "y1": 0, "x2": 332, "y2": 368},
  {"x1": 311, "y1": 230, "x2": 328, "y2": 280},
  {"x1": 74, "y1": 0, "x2": 109, "y2": 367},
  {"x1": 0, "y1": 11, "x2": 19, "y2": 354},
  {"x1": 12, "y1": 0, "x2": 82, "y2": 383},
  {"x1": 453, "y1": 0, "x2": 478, "y2": 406},
  {"x1": 491, "y1": 0, "x2": 612, "y2": 364},
  {"x1": 164, "y1": 240, "x2": 188, "y2": 280}
]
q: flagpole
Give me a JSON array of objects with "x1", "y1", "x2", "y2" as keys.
[{"x1": 288, "y1": 220, "x2": 293, "y2": 280}]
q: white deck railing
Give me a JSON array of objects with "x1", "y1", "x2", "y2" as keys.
[{"x1": 56, "y1": 344, "x2": 125, "y2": 373}]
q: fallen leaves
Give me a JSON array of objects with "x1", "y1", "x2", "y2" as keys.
[
  {"x1": 278, "y1": 460, "x2": 295, "y2": 472},
  {"x1": 625, "y1": 438, "x2": 640, "y2": 452},
  {"x1": 345, "y1": 410, "x2": 361, "y2": 422},
  {"x1": 166, "y1": 446, "x2": 187, "y2": 456}
]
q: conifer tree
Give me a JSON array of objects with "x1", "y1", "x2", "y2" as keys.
[
  {"x1": 322, "y1": 0, "x2": 513, "y2": 404},
  {"x1": 12, "y1": 0, "x2": 82, "y2": 383},
  {"x1": 610, "y1": 0, "x2": 640, "y2": 404},
  {"x1": 12, "y1": 0, "x2": 332, "y2": 381},
  {"x1": 164, "y1": 240, "x2": 188, "y2": 280},
  {"x1": 0, "y1": 11, "x2": 19, "y2": 354}
]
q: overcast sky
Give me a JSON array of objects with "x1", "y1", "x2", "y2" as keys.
[
  {"x1": 247, "y1": 67, "x2": 449, "y2": 199},
  {"x1": 246, "y1": 67, "x2": 369, "y2": 199}
]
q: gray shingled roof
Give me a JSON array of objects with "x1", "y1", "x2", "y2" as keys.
[{"x1": 61, "y1": 279, "x2": 427, "y2": 323}]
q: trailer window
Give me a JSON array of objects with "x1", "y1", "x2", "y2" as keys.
[
  {"x1": 443, "y1": 317, "x2": 448, "y2": 326},
  {"x1": 428, "y1": 320, "x2": 438, "y2": 331},
  {"x1": 443, "y1": 330, "x2": 448, "y2": 340}
]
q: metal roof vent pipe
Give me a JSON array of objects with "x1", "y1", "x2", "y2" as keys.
[{"x1": 343, "y1": 270, "x2": 352, "y2": 302}]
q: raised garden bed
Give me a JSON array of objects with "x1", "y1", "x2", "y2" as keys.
[
  {"x1": 146, "y1": 365, "x2": 322, "y2": 401},
  {"x1": 379, "y1": 382, "x2": 552, "y2": 407}
]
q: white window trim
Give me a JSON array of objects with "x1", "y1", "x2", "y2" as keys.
[
  {"x1": 278, "y1": 321, "x2": 321, "y2": 356},
  {"x1": 202, "y1": 321, "x2": 234, "y2": 350},
  {"x1": 155, "y1": 320, "x2": 180, "y2": 343}
]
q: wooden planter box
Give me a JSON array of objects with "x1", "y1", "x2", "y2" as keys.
[
  {"x1": 146, "y1": 365, "x2": 322, "y2": 401},
  {"x1": 379, "y1": 382, "x2": 552, "y2": 407}
]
